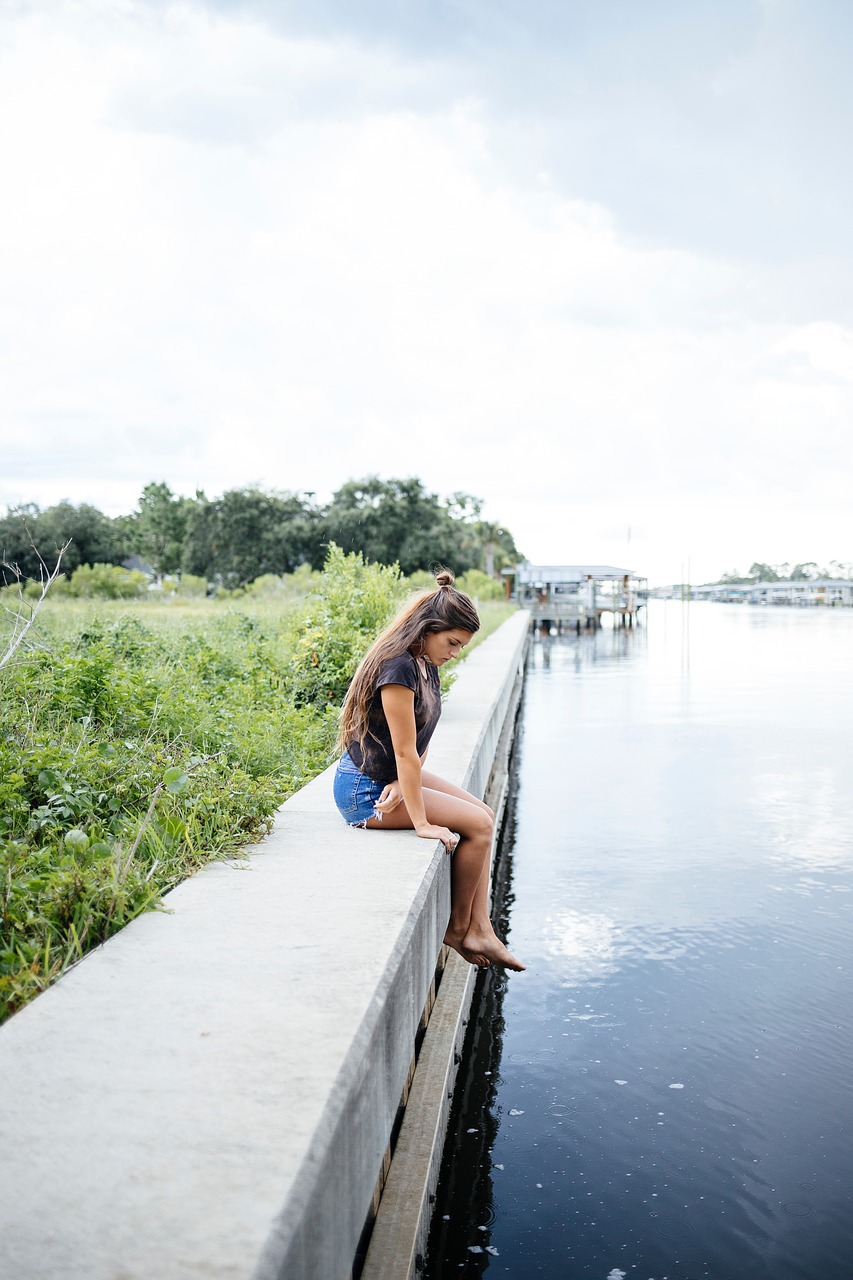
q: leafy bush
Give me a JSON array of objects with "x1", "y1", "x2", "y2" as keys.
[
  {"x1": 456, "y1": 568, "x2": 506, "y2": 602},
  {"x1": 21, "y1": 574, "x2": 69, "y2": 600},
  {"x1": 245, "y1": 573, "x2": 285, "y2": 595},
  {"x1": 174, "y1": 574, "x2": 208, "y2": 597},
  {"x1": 405, "y1": 570, "x2": 437, "y2": 592},
  {"x1": 284, "y1": 544, "x2": 407, "y2": 708},
  {"x1": 68, "y1": 563, "x2": 149, "y2": 599},
  {"x1": 245, "y1": 565, "x2": 320, "y2": 598},
  {"x1": 404, "y1": 567, "x2": 505, "y2": 601}
]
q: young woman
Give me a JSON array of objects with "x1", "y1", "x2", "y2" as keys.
[{"x1": 334, "y1": 570, "x2": 525, "y2": 972}]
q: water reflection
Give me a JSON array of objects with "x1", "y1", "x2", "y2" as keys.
[
  {"x1": 427, "y1": 605, "x2": 853, "y2": 1279},
  {"x1": 542, "y1": 909, "x2": 620, "y2": 982},
  {"x1": 424, "y1": 790, "x2": 516, "y2": 1275},
  {"x1": 751, "y1": 768, "x2": 853, "y2": 869},
  {"x1": 424, "y1": 972, "x2": 504, "y2": 1275}
]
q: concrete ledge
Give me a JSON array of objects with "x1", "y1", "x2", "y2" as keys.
[
  {"x1": 361, "y1": 621, "x2": 527, "y2": 1280},
  {"x1": 0, "y1": 610, "x2": 530, "y2": 1280}
]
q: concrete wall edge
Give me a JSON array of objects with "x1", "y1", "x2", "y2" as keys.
[{"x1": 0, "y1": 610, "x2": 531, "y2": 1280}]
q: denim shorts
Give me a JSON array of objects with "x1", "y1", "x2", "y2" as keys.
[{"x1": 333, "y1": 751, "x2": 387, "y2": 827}]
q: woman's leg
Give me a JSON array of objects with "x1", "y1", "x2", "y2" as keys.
[
  {"x1": 418, "y1": 777, "x2": 500, "y2": 958},
  {"x1": 420, "y1": 769, "x2": 494, "y2": 817},
  {"x1": 367, "y1": 788, "x2": 524, "y2": 971}
]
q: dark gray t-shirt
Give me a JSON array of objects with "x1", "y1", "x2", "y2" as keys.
[{"x1": 347, "y1": 652, "x2": 441, "y2": 782}]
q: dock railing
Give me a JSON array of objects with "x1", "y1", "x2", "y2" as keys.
[{"x1": 520, "y1": 589, "x2": 647, "y2": 627}]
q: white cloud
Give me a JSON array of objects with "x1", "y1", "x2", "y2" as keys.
[{"x1": 2, "y1": 1, "x2": 853, "y2": 585}]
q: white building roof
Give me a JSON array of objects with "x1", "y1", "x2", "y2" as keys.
[{"x1": 513, "y1": 562, "x2": 641, "y2": 584}]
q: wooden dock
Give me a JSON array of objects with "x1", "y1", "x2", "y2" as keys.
[{"x1": 502, "y1": 562, "x2": 648, "y2": 631}]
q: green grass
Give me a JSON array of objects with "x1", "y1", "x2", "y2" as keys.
[
  {"x1": 458, "y1": 601, "x2": 515, "y2": 649},
  {"x1": 0, "y1": 599, "x2": 332, "y2": 1020}
]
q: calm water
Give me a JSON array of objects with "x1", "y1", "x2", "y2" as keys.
[{"x1": 426, "y1": 601, "x2": 853, "y2": 1280}]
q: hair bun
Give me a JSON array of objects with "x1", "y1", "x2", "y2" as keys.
[{"x1": 434, "y1": 567, "x2": 455, "y2": 589}]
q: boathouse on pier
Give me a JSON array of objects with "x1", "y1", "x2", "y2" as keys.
[{"x1": 502, "y1": 562, "x2": 648, "y2": 631}]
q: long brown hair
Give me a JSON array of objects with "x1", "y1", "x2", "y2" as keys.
[{"x1": 338, "y1": 568, "x2": 480, "y2": 756}]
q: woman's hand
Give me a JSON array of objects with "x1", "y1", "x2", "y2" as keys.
[
  {"x1": 415, "y1": 823, "x2": 460, "y2": 853},
  {"x1": 375, "y1": 781, "x2": 404, "y2": 814}
]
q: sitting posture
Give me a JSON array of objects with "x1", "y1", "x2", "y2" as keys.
[{"x1": 333, "y1": 569, "x2": 525, "y2": 971}]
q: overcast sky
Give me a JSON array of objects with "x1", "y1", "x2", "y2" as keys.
[{"x1": 2, "y1": 0, "x2": 852, "y2": 584}]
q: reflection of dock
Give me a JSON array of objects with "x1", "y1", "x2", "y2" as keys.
[{"x1": 502, "y1": 562, "x2": 648, "y2": 631}]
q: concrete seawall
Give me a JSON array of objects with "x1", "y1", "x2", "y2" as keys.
[{"x1": 0, "y1": 610, "x2": 529, "y2": 1280}]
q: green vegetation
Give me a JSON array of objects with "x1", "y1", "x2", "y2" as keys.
[
  {"x1": 2, "y1": 475, "x2": 521, "y2": 590},
  {"x1": 0, "y1": 547, "x2": 513, "y2": 1023}
]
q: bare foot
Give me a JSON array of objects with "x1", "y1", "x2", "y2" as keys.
[
  {"x1": 445, "y1": 926, "x2": 525, "y2": 971},
  {"x1": 444, "y1": 929, "x2": 491, "y2": 968},
  {"x1": 466, "y1": 931, "x2": 525, "y2": 967}
]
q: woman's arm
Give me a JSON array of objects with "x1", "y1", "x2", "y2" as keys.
[
  {"x1": 373, "y1": 749, "x2": 429, "y2": 815},
  {"x1": 380, "y1": 684, "x2": 427, "y2": 827},
  {"x1": 380, "y1": 685, "x2": 457, "y2": 849}
]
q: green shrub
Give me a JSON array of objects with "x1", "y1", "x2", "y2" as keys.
[
  {"x1": 245, "y1": 573, "x2": 285, "y2": 595},
  {"x1": 456, "y1": 568, "x2": 506, "y2": 602},
  {"x1": 175, "y1": 574, "x2": 208, "y2": 597},
  {"x1": 18, "y1": 575, "x2": 68, "y2": 600},
  {"x1": 405, "y1": 570, "x2": 436, "y2": 592},
  {"x1": 245, "y1": 565, "x2": 321, "y2": 599},
  {"x1": 406, "y1": 567, "x2": 505, "y2": 601},
  {"x1": 284, "y1": 544, "x2": 407, "y2": 708},
  {"x1": 287, "y1": 563, "x2": 322, "y2": 594},
  {"x1": 68, "y1": 563, "x2": 148, "y2": 599}
]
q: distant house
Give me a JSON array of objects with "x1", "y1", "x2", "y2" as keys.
[
  {"x1": 502, "y1": 562, "x2": 648, "y2": 630},
  {"x1": 689, "y1": 579, "x2": 853, "y2": 607},
  {"x1": 122, "y1": 555, "x2": 153, "y2": 576}
]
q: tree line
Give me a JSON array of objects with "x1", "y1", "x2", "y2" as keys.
[
  {"x1": 718, "y1": 560, "x2": 853, "y2": 584},
  {"x1": 1, "y1": 477, "x2": 521, "y2": 589}
]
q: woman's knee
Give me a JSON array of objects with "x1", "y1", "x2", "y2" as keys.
[
  {"x1": 467, "y1": 807, "x2": 494, "y2": 844},
  {"x1": 461, "y1": 797, "x2": 494, "y2": 828},
  {"x1": 468, "y1": 794, "x2": 494, "y2": 820}
]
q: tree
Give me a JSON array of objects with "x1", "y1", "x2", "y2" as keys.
[
  {"x1": 181, "y1": 488, "x2": 322, "y2": 587},
  {"x1": 0, "y1": 502, "x2": 125, "y2": 580},
  {"x1": 323, "y1": 477, "x2": 480, "y2": 576},
  {"x1": 439, "y1": 495, "x2": 519, "y2": 574},
  {"x1": 748, "y1": 562, "x2": 779, "y2": 583},
  {"x1": 0, "y1": 505, "x2": 41, "y2": 583},
  {"x1": 39, "y1": 502, "x2": 125, "y2": 573},
  {"x1": 789, "y1": 561, "x2": 820, "y2": 581},
  {"x1": 127, "y1": 482, "x2": 197, "y2": 579},
  {"x1": 2, "y1": 477, "x2": 524, "y2": 590},
  {"x1": 472, "y1": 519, "x2": 521, "y2": 576}
]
